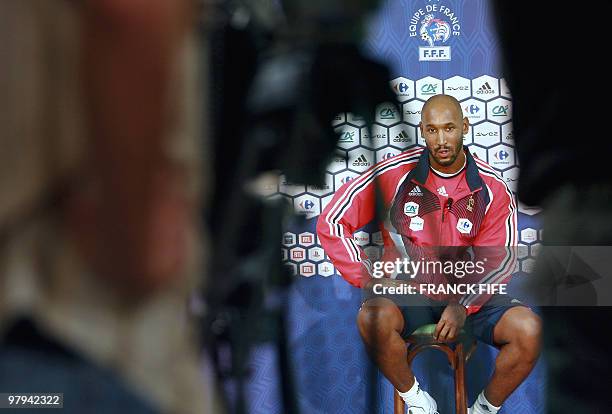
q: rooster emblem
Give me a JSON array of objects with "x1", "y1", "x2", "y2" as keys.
[{"x1": 419, "y1": 14, "x2": 451, "y2": 47}]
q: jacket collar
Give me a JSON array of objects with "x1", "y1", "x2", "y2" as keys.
[{"x1": 409, "y1": 146, "x2": 483, "y2": 192}]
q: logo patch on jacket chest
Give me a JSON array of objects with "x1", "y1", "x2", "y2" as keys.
[
  {"x1": 409, "y1": 216, "x2": 424, "y2": 231},
  {"x1": 456, "y1": 218, "x2": 473, "y2": 234},
  {"x1": 403, "y1": 202, "x2": 419, "y2": 217},
  {"x1": 408, "y1": 186, "x2": 423, "y2": 196}
]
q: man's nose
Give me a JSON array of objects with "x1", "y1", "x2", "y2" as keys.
[{"x1": 436, "y1": 131, "x2": 447, "y2": 145}]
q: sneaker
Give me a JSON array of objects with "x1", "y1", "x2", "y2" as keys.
[{"x1": 407, "y1": 389, "x2": 438, "y2": 414}]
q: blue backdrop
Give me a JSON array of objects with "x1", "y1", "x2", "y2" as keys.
[{"x1": 250, "y1": 1, "x2": 545, "y2": 413}]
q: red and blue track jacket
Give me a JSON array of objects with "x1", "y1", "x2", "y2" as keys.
[{"x1": 316, "y1": 147, "x2": 517, "y2": 314}]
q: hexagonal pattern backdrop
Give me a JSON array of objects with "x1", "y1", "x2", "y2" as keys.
[
  {"x1": 279, "y1": 74, "x2": 541, "y2": 283},
  {"x1": 250, "y1": 1, "x2": 545, "y2": 414},
  {"x1": 273, "y1": 74, "x2": 543, "y2": 414}
]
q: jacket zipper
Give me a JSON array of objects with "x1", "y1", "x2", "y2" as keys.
[{"x1": 441, "y1": 198, "x2": 453, "y2": 222}]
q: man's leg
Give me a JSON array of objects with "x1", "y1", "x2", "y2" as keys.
[
  {"x1": 357, "y1": 297, "x2": 439, "y2": 413},
  {"x1": 482, "y1": 306, "x2": 542, "y2": 406},
  {"x1": 357, "y1": 297, "x2": 415, "y2": 391}
]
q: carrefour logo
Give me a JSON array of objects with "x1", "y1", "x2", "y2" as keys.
[
  {"x1": 299, "y1": 200, "x2": 315, "y2": 210},
  {"x1": 395, "y1": 82, "x2": 410, "y2": 94},
  {"x1": 494, "y1": 150, "x2": 509, "y2": 160},
  {"x1": 492, "y1": 105, "x2": 509, "y2": 116},
  {"x1": 341, "y1": 176, "x2": 353, "y2": 185},
  {"x1": 456, "y1": 218, "x2": 473, "y2": 234},
  {"x1": 464, "y1": 104, "x2": 480, "y2": 115}
]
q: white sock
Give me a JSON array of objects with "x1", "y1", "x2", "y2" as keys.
[
  {"x1": 397, "y1": 377, "x2": 425, "y2": 407},
  {"x1": 471, "y1": 391, "x2": 501, "y2": 413}
]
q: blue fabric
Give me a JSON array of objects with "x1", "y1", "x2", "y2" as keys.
[
  {"x1": 0, "y1": 319, "x2": 160, "y2": 414},
  {"x1": 466, "y1": 295, "x2": 526, "y2": 345},
  {"x1": 395, "y1": 293, "x2": 526, "y2": 345}
]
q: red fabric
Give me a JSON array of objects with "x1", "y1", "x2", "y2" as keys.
[{"x1": 316, "y1": 148, "x2": 517, "y2": 314}]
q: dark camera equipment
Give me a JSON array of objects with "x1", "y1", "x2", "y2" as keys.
[{"x1": 200, "y1": 0, "x2": 396, "y2": 413}]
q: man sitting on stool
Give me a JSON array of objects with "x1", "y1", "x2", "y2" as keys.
[{"x1": 317, "y1": 95, "x2": 541, "y2": 413}]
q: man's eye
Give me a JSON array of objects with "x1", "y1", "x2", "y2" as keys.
[
  {"x1": 446, "y1": 127, "x2": 454, "y2": 132},
  {"x1": 428, "y1": 128, "x2": 436, "y2": 133}
]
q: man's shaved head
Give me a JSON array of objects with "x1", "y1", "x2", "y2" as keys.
[
  {"x1": 421, "y1": 94, "x2": 463, "y2": 121},
  {"x1": 419, "y1": 94, "x2": 469, "y2": 173}
]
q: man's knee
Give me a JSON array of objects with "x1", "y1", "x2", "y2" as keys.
[
  {"x1": 357, "y1": 298, "x2": 404, "y2": 342},
  {"x1": 500, "y1": 307, "x2": 542, "y2": 362},
  {"x1": 517, "y1": 312, "x2": 542, "y2": 356}
]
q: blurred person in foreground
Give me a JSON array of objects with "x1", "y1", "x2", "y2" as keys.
[
  {"x1": 0, "y1": 1, "x2": 218, "y2": 413},
  {"x1": 492, "y1": 1, "x2": 612, "y2": 411},
  {"x1": 318, "y1": 95, "x2": 541, "y2": 414}
]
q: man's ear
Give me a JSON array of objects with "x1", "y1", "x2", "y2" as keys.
[
  {"x1": 463, "y1": 117, "x2": 469, "y2": 134},
  {"x1": 418, "y1": 121, "x2": 423, "y2": 135}
]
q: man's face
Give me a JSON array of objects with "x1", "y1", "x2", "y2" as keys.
[{"x1": 419, "y1": 100, "x2": 469, "y2": 173}]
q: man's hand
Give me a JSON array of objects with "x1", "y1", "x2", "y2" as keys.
[{"x1": 434, "y1": 303, "x2": 467, "y2": 342}]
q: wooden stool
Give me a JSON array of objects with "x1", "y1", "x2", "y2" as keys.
[{"x1": 394, "y1": 324, "x2": 477, "y2": 414}]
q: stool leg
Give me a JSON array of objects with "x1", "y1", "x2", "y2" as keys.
[
  {"x1": 394, "y1": 390, "x2": 405, "y2": 414},
  {"x1": 454, "y1": 342, "x2": 467, "y2": 414}
]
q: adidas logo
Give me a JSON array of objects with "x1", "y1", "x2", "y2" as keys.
[
  {"x1": 437, "y1": 186, "x2": 448, "y2": 197},
  {"x1": 352, "y1": 154, "x2": 370, "y2": 166},
  {"x1": 393, "y1": 130, "x2": 411, "y2": 143},
  {"x1": 476, "y1": 82, "x2": 494, "y2": 95},
  {"x1": 409, "y1": 186, "x2": 423, "y2": 196}
]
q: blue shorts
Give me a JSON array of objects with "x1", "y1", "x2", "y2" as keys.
[{"x1": 397, "y1": 294, "x2": 527, "y2": 346}]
